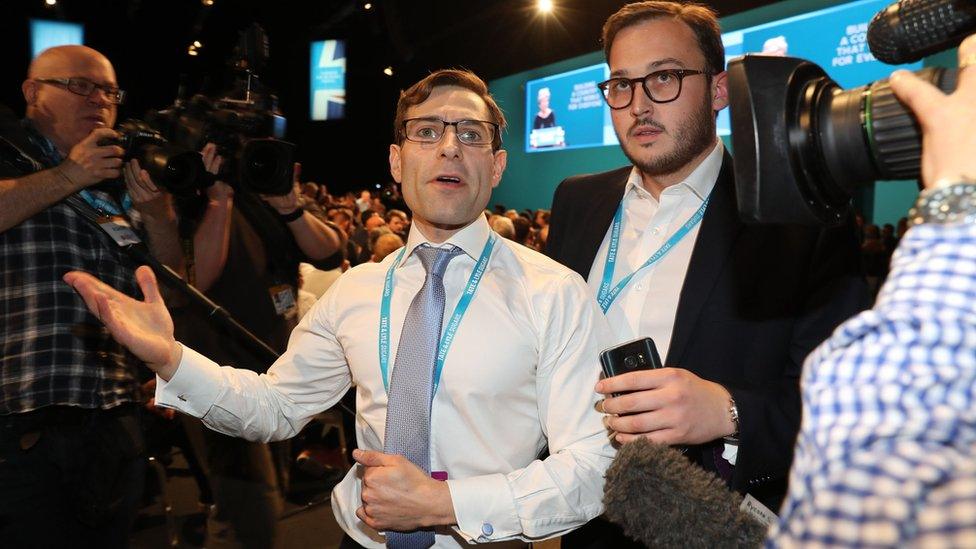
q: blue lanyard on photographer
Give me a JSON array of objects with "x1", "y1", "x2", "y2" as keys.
[
  {"x1": 25, "y1": 120, "x2": 134, "y2": 217},
  {"x1": 597, "y1": 197, "x2": 710, "y2": 313},
  {"x1": 378, "y1": 233, "x2": 497, "y2": 394},
  {"x1": 79, "y1": 189, "x2": 132, "y2": 216}
]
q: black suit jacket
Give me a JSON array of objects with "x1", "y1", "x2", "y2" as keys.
[{"x1": 547, "y1": 152, "x2": 868, "y2": 510}]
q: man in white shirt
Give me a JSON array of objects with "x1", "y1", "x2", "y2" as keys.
[
  {"x1": 546, "y1": 3, "x2": 867, "y2": 546},
  {"x1": 65, "y1": 69, "x2": 615, "y2": 548}
]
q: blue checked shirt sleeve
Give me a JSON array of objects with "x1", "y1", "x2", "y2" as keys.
[{"x1": 768, "y1": 223, "x2": 976, "y2": 547}]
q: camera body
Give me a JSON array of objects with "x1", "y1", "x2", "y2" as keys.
[{"x1": 106, "y1": 119, "x2": 204, "y2": 197}]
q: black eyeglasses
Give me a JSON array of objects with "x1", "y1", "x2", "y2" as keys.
[
  {"x1": 402, "y1": 118, "x2": 499, "y2": 147},
  {"x1": 597, "y1": 69, "x2": 709, "y2": 109},
  {"x1": 34, "y1": 77, "x2": 126, "y2": 105}
]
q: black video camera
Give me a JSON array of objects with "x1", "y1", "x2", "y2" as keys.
[
  {"x1": 138, "y1": 23, "x2": 296, "y2": 197},
  {"x1": 728, "y1": 0, "x2": 974, "y2": 226},
  {"x1": 149, "y1": 92, "x2": 294, "y2": 196}
]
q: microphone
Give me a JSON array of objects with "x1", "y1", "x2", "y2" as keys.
[
  {"x1": 603, "y1": 439, "x2": 768, "y2": 548},
  {"x1": 867, "y1": 0, "x2": 976, "y2": 65}
]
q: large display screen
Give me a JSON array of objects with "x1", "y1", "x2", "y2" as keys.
[
  {"x1": 524, "y1": 0, "x2": 924, "y2": 152},
  {"x1": 525, "y1": 63, "x2": 616, "y2": 153},
  {"x1": 310, "y1": 39, "x2": 346, "y2": 121},
  {"x1": 30, "y1": 20, "x2": 84, "y2": 59}
]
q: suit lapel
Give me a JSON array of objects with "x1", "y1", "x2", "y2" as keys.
[
  {"x1": 572, "y1": 170, "x2": 628, "y2": 279},
  {"x1": 665, "y1": 152, "x2": 741, "y2": 366}
]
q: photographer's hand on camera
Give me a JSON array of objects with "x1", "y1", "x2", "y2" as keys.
[
  {"x1": 59, "y1": 127, "x2": 125, "y2": 187},
  {"x1": 258, "y1": 161, "x2": 344, "y2": 262},
  {"x1": 121, "y1": 157, "x2": 184, "y2": 273},
  {"x1": 191, "y1": 143, "x2": 235, "y2": 291},
  {"x1": 889, "y1": 34, "x2": 976, "y2": 190},
  {"x1": 2, "y1": 128, "x2": 125, "y2": 231}
]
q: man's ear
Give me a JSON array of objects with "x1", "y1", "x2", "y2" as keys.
[
  {"x1": 711, "y1": 71, "x2": 729, "y2": 112},
  {"x1": 22, "y1": 79, "x2": 38, "y2": 105},
  {"x1": 490, "y1": 149, "x2": 507, "y2": 189},
  {"x1": 389, "y1": 143, "x2": 402, "y2": 183}
]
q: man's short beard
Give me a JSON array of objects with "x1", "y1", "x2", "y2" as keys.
[{"x1": 621, "y1": 93, "x2": 716, "y2": 178}]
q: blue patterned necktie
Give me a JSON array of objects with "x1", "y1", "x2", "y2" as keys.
[{"x1": 383, "y1": 244, "x2": 463, "y2": 549}]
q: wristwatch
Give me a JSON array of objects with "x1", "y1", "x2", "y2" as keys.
[
  {"x1": 277, "y1": 207, "x2": 305, "y2": 223},
  {"x1": 723, "y1": 396, "x2": 740, "y2": 444},
  {"x1": 908, "y1": 180, "x2": 976, "y2": 226}
]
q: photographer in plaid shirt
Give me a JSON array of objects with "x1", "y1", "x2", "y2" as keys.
[
  {"x1": 0, "y1": 46, "x2": 183, "y2": 546},
  {"x1": 770, "y1": 35, "x2": 976, "y2": 546}
]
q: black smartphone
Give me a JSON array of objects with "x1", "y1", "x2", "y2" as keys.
[{"x1": 599, "y1": 337, "x2": 663, "y2": 383}]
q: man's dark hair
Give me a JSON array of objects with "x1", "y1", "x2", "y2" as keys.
[
  {"x1": 602, "y1": 1, "x2": 725, "y2": 77},
  {"x1": 393, "y1": 69, "x2": 507, "y2": 151}
]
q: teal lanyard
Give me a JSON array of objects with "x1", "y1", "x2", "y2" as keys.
[
  {"x1": 79, "y1": 189, "x2": 132, "y2": 216},
  {"x1": 378, "y1": 233, "x2": 497, "y2": 394},
  {"x1": 597, "y1": 196, "x2": 710, "y2": 313}
]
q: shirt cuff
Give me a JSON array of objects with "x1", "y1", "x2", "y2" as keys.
[
  {"x1": 155, "y1": 344, "x2": 225, "y2": 418},
  {"x1": 447, "y1": 473, "x2": 521, "y2": 543},
  {"x1": 722, "y1": 442, "x2": 738, "y2": 465}
]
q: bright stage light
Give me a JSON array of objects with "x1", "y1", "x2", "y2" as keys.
[{"x1": 537, "y1": 0, "x2": 553, "y2": 14}]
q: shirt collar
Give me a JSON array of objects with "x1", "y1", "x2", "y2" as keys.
[
  {"x1": 624, "y1": 139, "x2": 725, "y2": 203},
  {"x1": 21, "y1": 118, "x2": 63, "y2": 167},
  {"x1": 400, "y1": 214, "x2": 492, "y2": 267}
]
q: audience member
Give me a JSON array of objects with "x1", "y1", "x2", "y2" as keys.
[
  {"x1": 489, "y1": 214, "x2": 516, "y2": 240},
  {"x1": 386, "y1": 208, "x2": 410, "y2": 239},
  {"x1": 371, "y1": 232, "x2": 404, "y2": 262}
]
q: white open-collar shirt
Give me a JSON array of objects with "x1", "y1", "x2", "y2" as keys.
[
  {"x1": 157, "y1": 214, "x2": 615, "y2": 547},
  {"x1": 587, "y1": 140, "x2": 724, "y2": 360}
]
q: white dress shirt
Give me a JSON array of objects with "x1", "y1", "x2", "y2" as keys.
[
  {"x1": 156, "y1": 215, "x2": 615, "y2": 548},
  {"x1": 586, "y1": 140, "x2": 723, "y2": 360},
  {"x1": 585, "y1": 141, "x2": 737, "y2": 463}
]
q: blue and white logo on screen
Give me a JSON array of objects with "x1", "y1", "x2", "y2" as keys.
[{"x1": 310, "y1": 40, "x2": 346, "y2": 121}]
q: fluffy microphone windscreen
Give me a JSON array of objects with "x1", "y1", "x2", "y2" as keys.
[{"x1": 603, "y1": 439, "x2": 767, "y2": 548}]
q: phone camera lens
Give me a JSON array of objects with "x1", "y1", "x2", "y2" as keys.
[{"x1": 624, "y1": 356, "x2": 637, "y2": 368}]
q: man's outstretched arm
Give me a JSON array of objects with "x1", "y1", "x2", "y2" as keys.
[{"x1": 65, "y1": 264, "x2": 352, "y2": 442}]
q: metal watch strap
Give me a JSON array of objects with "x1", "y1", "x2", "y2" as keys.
[{"x1": 909, "y1": 181, "x2": 976, "y2": 226}]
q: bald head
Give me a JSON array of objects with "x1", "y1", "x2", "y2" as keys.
[
  {"x1": 23, "y1": 45, "x2": 118, "y2": 154},
  {"x1": 28, "y1": 45, "x2": 115, "y2": 81}
]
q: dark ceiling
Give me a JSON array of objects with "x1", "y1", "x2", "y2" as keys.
[{"x1": 4, "y1": 0, "x2": 776, "y2": 192}]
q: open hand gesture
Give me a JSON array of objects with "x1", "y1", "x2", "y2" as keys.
[{"x1": 63, "y1": 265, "x2": 182, "y2": 379}]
